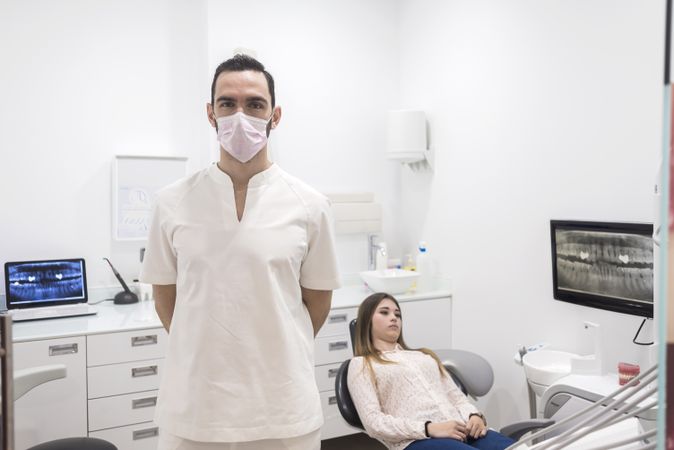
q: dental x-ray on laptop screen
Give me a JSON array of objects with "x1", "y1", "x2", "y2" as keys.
[{"x1": 4, "y1": 258, "x2": 97, "y2": 321}]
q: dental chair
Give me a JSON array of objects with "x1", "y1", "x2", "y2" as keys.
[
  {"x1": 0, "y1": 315, "x2": 117, "y2": 450},
  {"x1": 334, "y1": 319, "x2": 553, "y2": 441}
]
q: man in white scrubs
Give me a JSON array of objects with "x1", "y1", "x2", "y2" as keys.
[{"x1": 141, "y1": 54, "x2": 341, "y2": 450}]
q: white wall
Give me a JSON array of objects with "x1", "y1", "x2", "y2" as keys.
[
  {"x1": 0, "y1": 0, "x2": 209, "y2": 292},
  {"x1": 397, "y1": 0, "x2": 664, "y2": 426},
  {"x1": 0, "y1": 0, "x2": 401, "y2": 288}
]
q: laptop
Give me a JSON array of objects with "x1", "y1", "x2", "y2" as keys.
[{"x1": 4, "y1": 258, "x2": 97, "y2": 322}]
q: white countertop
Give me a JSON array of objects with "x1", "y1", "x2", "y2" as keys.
[
  {"x1": 331, "y1": 284, "x2": 451, "y2": 309},
  {"x1": 11, "y1": 284, "x2": 451, "y2": 342},
  {"x1": 12, "y1": 301, "x2": 162, "y2": 342},
  {"x1": 545, "y1": 372, "x2": 658, "y2": 418}
]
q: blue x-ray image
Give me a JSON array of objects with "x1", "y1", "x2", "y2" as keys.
[{"x1": 7, "y1": 260, "x2": 85, "y2": 304}]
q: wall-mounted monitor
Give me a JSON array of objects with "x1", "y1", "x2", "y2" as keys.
[{"x1": 550, "y1": 220, "x2": 653, "y2": 318}]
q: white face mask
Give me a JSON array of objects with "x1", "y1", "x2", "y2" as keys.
[{"x1": 216, "y1": 112, "x2": 272, "y2": 163}]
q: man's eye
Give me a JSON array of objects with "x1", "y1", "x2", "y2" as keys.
[
  {"x1": 219, "y1": 102, "x2": 234, "y2": 108},
  {"x1": 250, "y1": 103, "x2": 263, "y2": 109}
]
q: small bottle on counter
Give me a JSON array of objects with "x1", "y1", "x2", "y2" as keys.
[
  {"x1": 387, "y1": 258, "x2": 402, "y2": 269},
  {"x1": 138, "y1": 248, "x2": 152, "y2": 302},
  {"x1": 415, "y1": 241, "x2": 436, "y2": 292},
  {"x1": 403, "y1": 254, "x2": 416, "y2": 271}
]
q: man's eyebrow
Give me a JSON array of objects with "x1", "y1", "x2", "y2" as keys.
[
  {"x1": 246, "y1": 96, "x2": 268, "y2": 104},
  {"x1": 215, "y1": 95, "x2": 268, "y2": 104}
]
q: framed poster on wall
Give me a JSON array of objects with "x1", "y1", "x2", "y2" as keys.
[{"x1": 112, "y1": 155, "x2": 188, "y2": 241}]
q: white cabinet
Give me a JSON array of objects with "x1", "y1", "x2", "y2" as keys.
[
  {"x1": 89, "y1": 422, "x2": 160, "y2": 450},
  {"x1": 11, "y1": 291, "x2": 451, "y2": 446},
  {"x1": 86, "y1": 328, "x2": 166, "y2": 450},
  {"x1": 14, "y1": 336, "x2": 87, "y2": 450},
  {"x1": 314, "y1": 307, "x2": 360, "y2": 440},
  {"x1": 12, "y1": 326, "x2": 165, "y2": 450}
]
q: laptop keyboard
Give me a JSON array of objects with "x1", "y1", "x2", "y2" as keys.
[{"x1": 9, "y1": 304, "x2": 97, "y2": 321}]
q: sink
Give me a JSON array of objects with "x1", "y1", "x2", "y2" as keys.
[
  {"x1": 522, "y1": 349, "x2": 580, "y2": 395},
  {"x1": 359, "y1": 269, "x2": 420, "y2": 294}
]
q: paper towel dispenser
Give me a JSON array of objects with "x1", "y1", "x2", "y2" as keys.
[{"x1": 386, "y1": 110, "x2": 431, "y2": 166}]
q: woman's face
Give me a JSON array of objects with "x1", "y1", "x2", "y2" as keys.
[{"x1": 370, "y1": 298, "x2": 402, "y2": 344}]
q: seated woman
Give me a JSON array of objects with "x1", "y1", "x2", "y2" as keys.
[{"x1": 347, "y1": 292, "x2": 516, "y2": 450}]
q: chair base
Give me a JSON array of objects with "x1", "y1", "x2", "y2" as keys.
[{"x1": 27, "y1": 437, "x2": 117, "y2": 450}]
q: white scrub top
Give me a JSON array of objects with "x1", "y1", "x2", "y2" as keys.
[{"x1": 141, "y1": 163, "x2": 341, "y2": 443}]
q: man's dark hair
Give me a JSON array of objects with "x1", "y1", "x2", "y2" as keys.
[{"x1": 210, "y1": 54, "x2": 276, "y2": 108}]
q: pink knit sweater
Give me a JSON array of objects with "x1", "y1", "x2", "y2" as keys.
[{"x1": 347, "y1": 345, "x2": 480, "y2": 450}]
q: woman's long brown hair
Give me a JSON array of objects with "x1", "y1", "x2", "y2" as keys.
[{"x1": 353, "y1": 292, "x2": 447, "y2": 384}]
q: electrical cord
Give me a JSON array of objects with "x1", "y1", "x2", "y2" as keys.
[
  {"x1": 89, "y1": 298, "x2": 114, "y2": 305},
  {"x1": 632, "y1": 318, "x2": 654, "y2": 345}
]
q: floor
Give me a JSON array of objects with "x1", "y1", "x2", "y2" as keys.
[{"x1": 322, "y1": 433, "x2": 386, "y2": 450}]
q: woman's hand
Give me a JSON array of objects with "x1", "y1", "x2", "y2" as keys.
[
  {"x1": 427, "y1": 420, "x2": 467, "y2": 441},
  {"x1": 466, "y1": 414, "x2": 488, "y2": 439}
]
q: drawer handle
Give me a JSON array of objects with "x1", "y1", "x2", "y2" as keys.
[
  {"x1": 133, "y1": 427, "x2": 159, "y2": 440},
  {"x1": 132, "y1": 335, "x2": 158, "y2": 347},
  {"x1": 328, "y1": 396, "x2": 337, "y2": 405},
  {"x1": 132, "y1": 396, "x2": 158, "y2": 409},
  {"x1": 132, "y1": 365, "x2": 158, "y2": 378},
  {"x1": 328, "y1": 368, "x2": 339, "y2": 378},
  {"x1": 329, "y1": 341, "x2": 348, "y2": 351},
  {"x1": 328, "y1": 314, "x2": 347, "y2": 324},
  {"x1": 49, "y1": 343, "x2": 78, "y2": 356}
]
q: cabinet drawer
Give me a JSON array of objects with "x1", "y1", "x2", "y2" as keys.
[
  {"x1": 88, "y1": 359, "x2": 163, "y2": 398},
  {"x1": 89, "y1": 421, "x2": 159, "y2": 450},
  {"x1": 14, "y1": 336, "x2": 88, "y2": 449},
  {"x1": 89, "y1": 390, "x2": 158, "y2": 431},
  {"x1": 87, "y1": 328, "x2": 166, "y2": 367},
  {"x1": 316, "y1": 308, "x2": 357, "y2": 338},
  {"x1": 314, "y1": 362, "x2": 343, "y2": 392},
  {"x1": 319, "y1": 390, "x2": 360, "y2": 440},
  {"x1": 314, "y1": 335, "x2": 352, "y2": 366}
]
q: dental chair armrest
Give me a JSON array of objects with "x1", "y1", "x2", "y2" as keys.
[
  {"x1": 14, "y1": 364, "x2": 67, "y2": 400},
  {"x1": 433, "y1": 349, "x2": 494, "y2": 397},
  {"x1": 499, "y1": 419, "x2": 554, "y2": 441}
]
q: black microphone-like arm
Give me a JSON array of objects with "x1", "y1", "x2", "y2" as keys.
[
  {"x1": 103, "y1": 257, "x2": 131, "y2": 292},
  {"x1": 103, "y1": 258, "x2": 139, "y2": 304}
]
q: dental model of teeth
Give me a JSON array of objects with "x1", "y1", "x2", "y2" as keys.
[{"x1": 618, "y1": 362, "x2": 640, "y2": 386}]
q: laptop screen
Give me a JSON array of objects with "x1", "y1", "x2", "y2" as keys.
[{"x1": 4, "y1": 258, "x2": 88, "y2": 309}]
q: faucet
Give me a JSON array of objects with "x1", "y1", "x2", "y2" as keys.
[{"x1": 368, "y1": 235, "x2": 387, "y2": 270}]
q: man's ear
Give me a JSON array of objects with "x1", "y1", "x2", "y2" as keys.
[
  {"x1": 270, "y1": 106, "x2": 282, "y2": 129},
  {"x1": 206, "y1": 103, "x2": 216, "y2": 128}
]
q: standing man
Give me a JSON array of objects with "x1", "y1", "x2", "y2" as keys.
[{"x1": 141, "y1": 54, "x2": 341, "y2": 450}]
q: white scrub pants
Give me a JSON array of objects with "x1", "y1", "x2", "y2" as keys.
[{"x1": 157, "y1": 429, "x2": 321, "y2": 450}]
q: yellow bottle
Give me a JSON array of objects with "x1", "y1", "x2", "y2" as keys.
[
  {"x1": 403, "y1": 254, "x2": 416, "y2": 291},
  {"x1": 403, "y1": 253, "x2": 416, "y2": 271}
]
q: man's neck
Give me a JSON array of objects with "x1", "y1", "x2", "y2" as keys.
[{"x1": 217, "y1": 149, "x2": 272, "y2": 188}]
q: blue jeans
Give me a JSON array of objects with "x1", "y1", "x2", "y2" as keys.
[{"x1": 406, "y1": 430, "x2": 515, "y2": 450}]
